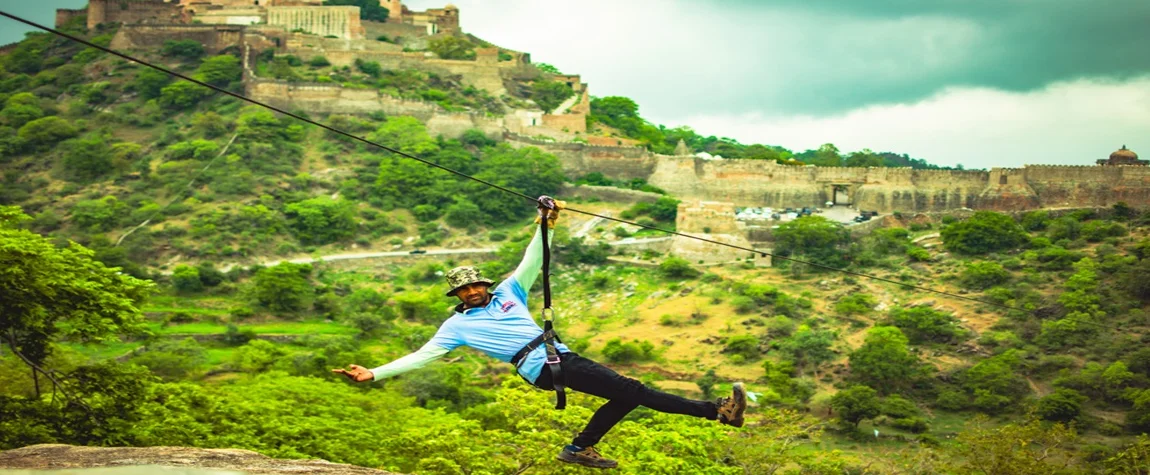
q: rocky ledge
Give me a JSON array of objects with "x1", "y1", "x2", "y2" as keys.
[{"x1": 0, "y1": 444, "x2": 403, "y2": 475}]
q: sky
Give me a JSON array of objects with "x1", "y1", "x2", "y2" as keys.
[{"x1": 2, "y1": 0, "x2": 1148, "y2": 168}]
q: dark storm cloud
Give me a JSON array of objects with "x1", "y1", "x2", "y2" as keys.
[{"x1": 696, "y1": 0, "x2": 1150, "y2": 115}]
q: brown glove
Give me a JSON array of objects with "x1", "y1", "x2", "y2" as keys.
[{"x1": 534, "y1": 198, "x2": 566, "y2": 227}]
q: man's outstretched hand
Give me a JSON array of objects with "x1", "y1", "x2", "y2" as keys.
[{"x1": 332, "y1": 364, "x2": 374, "y2": 383}]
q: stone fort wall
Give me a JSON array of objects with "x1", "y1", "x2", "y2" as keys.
[
  {"x1": 246, "y1": 79, "x2": 503, "y2": 138},
  {"x1": 87, "y1": 0, "x2": 190, "y2": 30},
  {"x1": 110, "y1": 24, "x2": 247, "y2": 54},
  {"x1": 502, "y1": 135, "x2": 1150, "y2": 212}
]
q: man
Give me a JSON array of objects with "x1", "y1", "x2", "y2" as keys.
[{"x1": 334, "y1": 203, "x2": 747, "y2": 469}]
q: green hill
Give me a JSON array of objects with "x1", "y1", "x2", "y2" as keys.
[{"x1": 2, "y1": 19, "x2": 1150, "y2": 475}]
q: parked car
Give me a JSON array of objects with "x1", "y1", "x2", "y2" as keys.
[{"x1": 409, "y1": 249, "x2": 427, "y2": 254}]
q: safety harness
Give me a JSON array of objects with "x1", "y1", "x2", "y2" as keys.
[{"x1": 509, "y1": 195, "x2": 566, "y2": 410}]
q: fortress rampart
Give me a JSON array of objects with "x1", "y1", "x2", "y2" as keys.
[
  {"x1": 110, "y1": 24, "x2": 247, "y2": 54},
  {"x1": 503, "y1": 135, "x2": 1150, "y2": 212}
]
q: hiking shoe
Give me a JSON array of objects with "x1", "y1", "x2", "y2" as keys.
[
  {"x1": 716, "y1": 382, "x2": 747, "y2": 427},
  {"x1": 558, "y1": 445, "x2": 618, "y2": 469}
]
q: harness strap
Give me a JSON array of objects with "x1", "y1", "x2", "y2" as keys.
[
  {"x1": 538, "y1": 196, "x2": 565, "y2": 410},
  {"x1": 510, "y1": 329, "x2": 560, "y2": 367}
]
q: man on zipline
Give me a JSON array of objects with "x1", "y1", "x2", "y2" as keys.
[{"x1": 334, "y1": 199, "x2": 747, "y2": 469}]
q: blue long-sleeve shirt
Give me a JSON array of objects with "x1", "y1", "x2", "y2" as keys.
[{"x1": 370, "y1": 228, "x2": 569, "y2": 384}]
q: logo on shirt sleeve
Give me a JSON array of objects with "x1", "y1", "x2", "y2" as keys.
[{"x1": 500, "y1": 301, "x2": 517, "y2": 312}]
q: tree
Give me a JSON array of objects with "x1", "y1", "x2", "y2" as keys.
[
  {"x1": 354, "y1": 58, "x2": 382, "y2": 77},
  {"x1": 61, "y1": 135, "x2": 114, "y2": 182},
  {"x1": 133, "y1": 68, "x2": 172, "y2": 99},
  {"x1": 960, "y1": 350, "x2": 1029, "y2": 413},
  {"x1": 1036, "y1": 388, "x2": 1086, "y2": 423},
  {"x1": 947, "y1": 417, "x2": 1077, "y2": 475},
  {"x1": 834, "y1": 294, "x2": 876, "y2": 316},
  {"x1": 17, "y1": 116, "x2": 77, "y2": 150},
  {"x1": 830, "y1": 385, "x2": 880, "y2": 429},
  {"x1": 530, "y1": 80, "x2": 574, "y2": 113},
  {"x1": 283, "y1": 197, "x2": 358, "y2": 245},
  {"x1": 443, "y1": 199, "x2": 483, "y2": 228},
  {"x1": 160, "y1": 40, "x2": 205, "y2": 60},
  {"x1": 130, "y1": 338, "x2": 207, "y2": 380},
  {"x1": 940, "y1": 211, "x2": 1029, "y2": 254},
  {"x1": 0, "y1": 206, "x2": 153, "y2": 399},
  {"x1": 467, "y1": 145, "x2": 564, "y2": 222},
  {"x1": 323, "y1": 0, "x2": 389, "y2": 21},
  {"x1": 428, "y1": 36, "x2": 476, "y2": 60},
  {"x1": 844, "y1": 149, "x2": 884, "y2": 167},
  {"x1": 194, "y1": 55, "x2": 242, "y2": 87},
  {"x1": 0, "y1": 93, "x2": 44, "y2": 128},
  {"x1": 848, "y1": 326, "x2": 919, "y2": 393},
  {"x1": 960, "y1": 261, "x2": 1011, "y2": 290},
  {"x1": 886, "y1": 306, "x2": 963, "y2": 343},
  {"x1": 807, "y1": 143, "x2": 843, "y2": 167},
  {"x1": 773, "y1": 215, "x2": 850, "y2": 268},
  {"x1": 535, "y1": 63, "x2": 561, "y2": 74},
  {"x1": 171, "y1": 265, "x2": 204, "y2": 293},
  {"x1": 658, "y1": 256, "x2": 701, "y2": 279},
  {"x1": 70, "y1": 196, "x2": 126, "y2": 232},
  {"x1": 775, "y1": 327, "x2": 836, "y2": 373},
  {"x1": 252, "y1": 262, "x2": 313, "y2": 313},
  {"x1": 158, "y1": 82, "x2": 211, "y2": 109}
]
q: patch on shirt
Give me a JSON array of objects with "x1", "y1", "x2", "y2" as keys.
[{"x1": 500, "y1": 300, "x2": 517, "y2": 312}]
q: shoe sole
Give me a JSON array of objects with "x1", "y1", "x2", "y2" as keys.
[
  {"x1": 729, "y1": 382, "x2": 747, "y2": 427},
  {"x1": 557, "y1": 451, "x2": 618, "y2": 469}
]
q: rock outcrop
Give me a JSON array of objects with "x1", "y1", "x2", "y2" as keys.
[{"x1": 0, "y1": 444, "x2": 403, "y2": 475}]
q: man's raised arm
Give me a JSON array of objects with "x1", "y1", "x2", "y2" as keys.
[{"x1": 511, "y1": 227, "x2": 552, "y2": 292}]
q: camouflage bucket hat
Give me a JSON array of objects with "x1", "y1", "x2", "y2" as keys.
[{"x1": 445, "y1": 266, "x2": 494, "y2": 296}]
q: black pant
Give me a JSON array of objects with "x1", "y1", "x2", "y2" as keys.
[{"x1": 530, "y1": 352, "x2": 718, "y2": 448}]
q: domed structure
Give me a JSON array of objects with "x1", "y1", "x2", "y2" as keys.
[
  {"x1": 1098, "y1": 145, "x2": 1146, "y2": 166},
  {"x1": 1111, "y1": 145, "x2": 1138, "y2": 161},
  {"x1": 445, "y1": 3, "x2": 458, "y2": 10}
]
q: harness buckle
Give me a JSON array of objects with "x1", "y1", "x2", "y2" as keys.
[{"x1": 546, "y1": 354, "x2": 561, "y2": 365}]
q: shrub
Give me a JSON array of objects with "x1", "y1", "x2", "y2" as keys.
[
  {"x1": 252, "y1": 262, "x2": 313, "y2": 313},
  {"x1": 17, "y1": 116, "x2": 77, "y2": 149},
  {"x1": 830, "y1": 385, "x2": 881, "y2": 428},
  {"x1": 834, "y1": 294, "x2": 876, "y2": 316},
  {"x1": 161, "y1": 40, "x2": 205, "y2": 59},
  {"x1": 171, "y1": 265, "x2": 203, "y2": 293},
  {"x1": 1020, "y1": 210, "x2": 1049, "y2": 231},
  {"x1": 906, "y1": 246, "x2": 931, "y2": 262},
  {"x1": 730, "y1": 296, "x2": 757, "y2": 314},
  {"x1": 284, "y1": 197, "x2": 358, "y2": 245},
  {"x1": 307, "y1": 56, "x2": 331, "y2": 67},
  {"x1": 601, "y1": 338, "x2": 655, "y2": 363},
  {"x1": 444, "y1": 200, "x2": 483, "y2": 228},
  {"x1": 194, "y1": 55, "x2": 242, "y2": 87},
  {"x1": 1036, "y1": 388, "x2": 1087, "y2": 423},
  {"x1": 71, "y1": 196, "x2": 126, "y2": 231},
  {"x1": 887, "y1": 306, "x2": 963, "y2": 343},
  {"x1": 940, "y1": 211, "x2": 1028, "y2": 255},
  {"x1": 960, "y1": 262, "x2": 1011, "y2": 290},
  {"x1": 1082, "y1": 220, "x2": 1126, "y2": 242},
  {"x1": 158, "y1": 82, "x2": 210, "y2": 109},
  {"x1": 723, "y1": 334, "x2": 761, "y2": 360},
  {"x1": 658, "y1": 256, "x2": 700, "y2": 279},
  {"x1": 354, "y1": 58, "x2": 382, "y2": 77},
  {"x1": 61, "y1": 135, "x2": 114, "y2": 182}
]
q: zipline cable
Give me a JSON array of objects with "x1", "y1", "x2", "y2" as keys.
[{"x1": 2, "y1": 10, "x2": 1096, "y2": 319}]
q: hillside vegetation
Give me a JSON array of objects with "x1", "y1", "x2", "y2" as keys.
[{"x1": 2, "y1": 19, "x2": 1150, "y2": 475}]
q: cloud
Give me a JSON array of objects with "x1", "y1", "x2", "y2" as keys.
[
  {"x1": 673, "y1": 76, "x2": 1150, "y2": 169},
  {"x1": 408, "y1": 0, "x2": 1150, "y2": 117}
]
